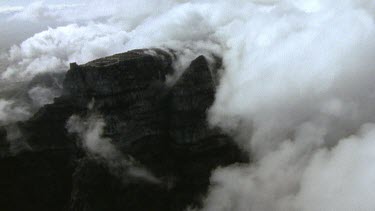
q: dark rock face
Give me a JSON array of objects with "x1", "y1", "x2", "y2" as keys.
[
  {"x1": 0, "y1": 49, "x2": 247, "y2": 211},
  {"x1": 169, "y1": 55, "x2": 217, "y2": 144}
]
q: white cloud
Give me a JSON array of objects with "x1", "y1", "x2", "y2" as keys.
[
  {"x1": 2, "y1": 23, "x2": 130, "y2": 80},
  {"x1": 0, "y1": 99, "x2": 30, "y2": 124},
  {"x1": 66, "y1": 114, "x2": 160, "y2": 184},
  {"x1": 0, "y1": 6, "x2": 23, "y2": 14},
  {"x1": 8, "y1": 1, "x2": 84, "y2": 22},
  {"x1": 1, "y1": 1, "x2": 375, "y2": 210},
  {"x1": 28, "y1": 86, "x2": 60, "y2": 107}
]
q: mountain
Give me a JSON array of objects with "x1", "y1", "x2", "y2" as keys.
[{"x1": 0, "y1": 49, "x2": 247, "y2": 211}]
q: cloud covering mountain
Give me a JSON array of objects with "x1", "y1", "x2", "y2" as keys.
[{"x1": 1, "y1": 0, "x2": 375, "y2": 210}]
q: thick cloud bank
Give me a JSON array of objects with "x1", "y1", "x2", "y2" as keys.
[{"x1": 1, "y1": 0, "x2": 375, "y2": 210}]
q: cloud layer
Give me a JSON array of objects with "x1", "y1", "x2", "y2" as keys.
[{"x1": 1, "y1": 1, "x2": 375, "y2": 210}]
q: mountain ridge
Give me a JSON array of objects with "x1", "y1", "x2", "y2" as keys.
[{"x1": 0, "y1": 49, "x2": 248, "y2": 211}]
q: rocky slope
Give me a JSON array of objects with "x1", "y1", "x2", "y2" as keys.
[{"x1": 0, "y1": 49, "x2": 247, "y2": 211}]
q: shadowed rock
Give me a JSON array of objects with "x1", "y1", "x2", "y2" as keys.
[{"x1": 0, "y1": 49, "x2": 247, "y2": 211}]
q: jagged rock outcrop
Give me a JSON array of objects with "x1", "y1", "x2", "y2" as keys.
[{"x1": 0, "y1": 49, "x2": 247, "y2": 211}]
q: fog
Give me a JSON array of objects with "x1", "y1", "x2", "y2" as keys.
[
  {"x1": 1, "y1": 1, "x2": 375, "y2": 210},
  {"x1": 67, "y1": 112, "x2": 161, "y2": 184}
]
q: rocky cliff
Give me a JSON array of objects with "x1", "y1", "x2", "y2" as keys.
[{"x1": 0, "y1": 49, "x2": 247, "y2": 211}]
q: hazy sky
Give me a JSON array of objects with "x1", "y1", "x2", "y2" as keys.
[
  {"x1": 0, "y1": 0, "x2": 78, "y2": 6},
  {"x1": 0, "y1": 0, "x2": 92, "y2": 50}
]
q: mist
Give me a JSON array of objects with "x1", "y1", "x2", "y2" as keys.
[
  {"x1": 1, "y1": 0, "x2": 375, "y2": 210},
  {"x1": 66, "y1": 112, "x2": 160, "y2": 184}
]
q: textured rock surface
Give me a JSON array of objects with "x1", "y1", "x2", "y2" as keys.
[{"x1": 0, "y1": 49, "x2": 247, "y2": 211}]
